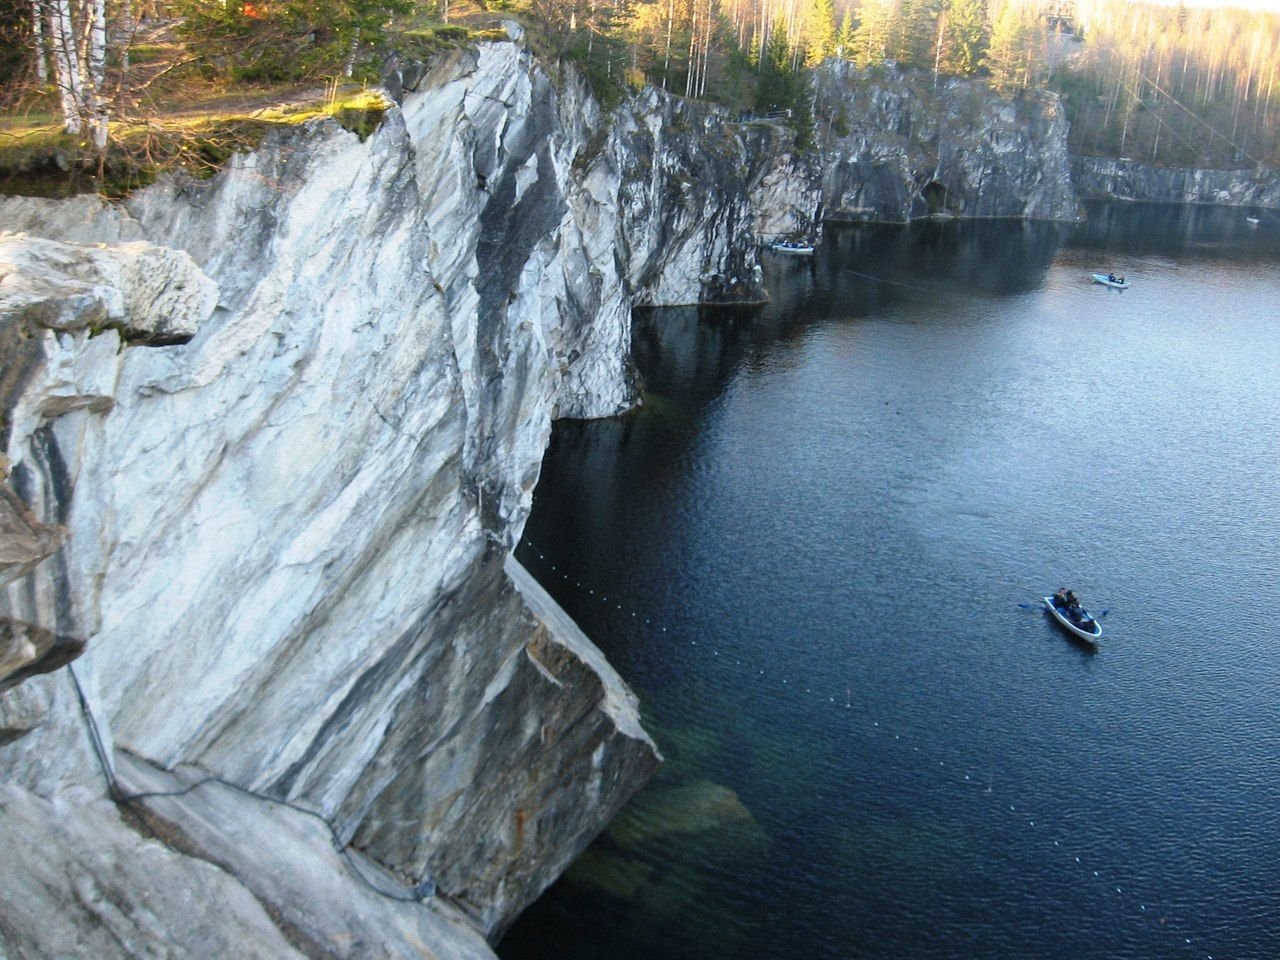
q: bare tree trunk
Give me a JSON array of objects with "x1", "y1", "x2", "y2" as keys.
[
  {"x1": 120, "y1": 0, "x2": 132, "y2": 75},
  {"x1": 49, "y1": 0, "x2": 82, "y2": 134},
  {"x1": 32, "y1": 0, "x2": 49, "y2": 82},
  {"x1": 1151, "y1": 96, "x2": 1163, "y2": 162},
  {"x1": 662, "y1": 0, "x2": 674, "y2": 91},
  {"x1": 933, "y1": 12, "x2": 945, "y2": 90},
  {"x1": 699, "y1": 0, "x2": 713, "y2": 97},
  {"x1": 87, "y1": 0, "x2": 108, "y2": 150},
  {"x1": 685, "y1": 3, "x2": 697, "y2": 97},
  {"x1": 344, "y1": 27, "x2": 361, "y2": 77}
]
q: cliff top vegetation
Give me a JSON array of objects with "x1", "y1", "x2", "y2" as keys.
[{"x1": 3, "y1": 0, "x2": 1279, "y2": 198}]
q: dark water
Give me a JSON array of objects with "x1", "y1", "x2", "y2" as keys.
[{"x1": 500, "y1": 204, "x2": 1280, "y2": 960}]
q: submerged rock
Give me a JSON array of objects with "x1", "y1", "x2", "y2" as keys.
[{"x1": 607, "y1": 778, "x2": 764, "y2": 850}]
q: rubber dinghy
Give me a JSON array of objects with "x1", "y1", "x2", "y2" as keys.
[
  {"x1": 1091, "y1": 273, "x2": 1129, "y2": 288},
  {"x1": 769, "y1": 240, "x2": 815, "y2": 255},
  {"x1": 1043, "y1": 596, "x2": 1103, "y2": 644}
]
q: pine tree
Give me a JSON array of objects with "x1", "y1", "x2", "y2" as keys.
[
  {"x1": 942, "y1": 0, "x2": 986, "y2": 76},
  {"x1": 836, "y1": 8, "x2": 856, "y2": 60},
  {"x1": 852, "y1": 0, "x2": 894, "y2": 68},
  {"x1": 983, "y1": 0, "x2": 1031, "y2": 93},
  {"x1": 757, "y1": 12, "x2": 798, "y2": 110},
  {"x1": 889, "y1": 0, "x2": 943, "y2": 70},
  {"x1": 805, "y1": 0, "x2": 837, "y2": 68}
]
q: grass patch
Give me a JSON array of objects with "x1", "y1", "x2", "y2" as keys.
[
  {"x1": 0, "y1": 3, "x2": 505, "y2": 198},
  {"x1": 0, "y1": 87, "x2": 391, "y2": 198}
]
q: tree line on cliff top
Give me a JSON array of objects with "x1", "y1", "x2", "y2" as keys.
[{"x1": 4, "y1": 0, "x2": 1280, "y2": 170}]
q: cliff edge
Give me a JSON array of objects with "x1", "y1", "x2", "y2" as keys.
[{"x1": 0, "y1": 36, "x2": 1082, "y2": 959}]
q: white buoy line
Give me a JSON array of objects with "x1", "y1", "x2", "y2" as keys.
[{"x1": 519, "y1": 537, "x2": 1218, "y2": 959}]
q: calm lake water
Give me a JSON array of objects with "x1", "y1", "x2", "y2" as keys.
[{"x1": 500, "y1": 204, "x2": 1280, "y2": 960}]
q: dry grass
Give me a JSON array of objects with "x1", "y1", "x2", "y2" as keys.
[{"x1": 0, "y1": 4, "x2": 504, "y2": 197}]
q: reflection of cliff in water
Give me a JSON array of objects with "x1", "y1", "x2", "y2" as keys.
[
  {"x1": 632, "y1": 306, "x2": 762, "y2": 416},
  {"x1": 1072, "y1": 200, "x2": 1280, "y2": 262},
  {"x1": 628, "y1": 218, "x2": 1076, "y2": 428},
  {"x1": 796, "y1": 219, "x2": 1072, "y2": 317}
]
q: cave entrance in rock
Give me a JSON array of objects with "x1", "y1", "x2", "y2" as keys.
[{"x1": 922, "y1": 181, "x2": 950, "y2": 214}]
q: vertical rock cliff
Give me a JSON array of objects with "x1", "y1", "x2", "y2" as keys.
[
  {"x1": 814, "y1": 62, "x2": 1079, "y2": 222},
  {"x1": 1, "y1": 35, "x2": 674, "y2": 958},
  {"x1": 1071, "y1": 156, "x2": 1280, "y2": 208},
  {"x1": 1, "y1": 33, "x2": 1085, "y2": 959}
]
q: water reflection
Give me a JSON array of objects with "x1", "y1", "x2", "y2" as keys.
[
  {"x1": 1072, "y1": 199, "x2": 1280, "y2": 260},
  {"x1": 501, "y1": 206, "x2": 1280, "y2": 960}
]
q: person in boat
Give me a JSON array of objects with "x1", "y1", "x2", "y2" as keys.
[{"x1": 1107, "y1": 273, "x2": 1116, "y2": 282}]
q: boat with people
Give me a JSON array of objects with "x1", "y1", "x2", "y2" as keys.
[
  {"x1": 1091, "y1": 272, "x2": 1129, "y2": 289},
  {"x1": 769, "y1": 239, "x2": 815, "y2": 256},
  {"x1": 1043, "y1": 590, "x2": 1102, "y2": 645}
]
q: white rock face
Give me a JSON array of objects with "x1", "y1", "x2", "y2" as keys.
[
  {"x1": 0, "y1": 37, "x2": 1088, "y2": 960},
  {"x1": 1, "y1": 40, "x2": 672, "y2": 957},
  {"x1": 0, "y1": 232, "x2": 216, "y2": 343}
]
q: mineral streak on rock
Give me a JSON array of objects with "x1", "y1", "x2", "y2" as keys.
[{"x1": 0, "y1": 33, "x2": 1087, "y2": 960}]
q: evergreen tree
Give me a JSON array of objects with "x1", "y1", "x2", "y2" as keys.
[
  {"x1": 757, "y1": 13, "x2": 799, "y2": 109},
  {"x1": 942, "y1": 0, "x2": 987, "y2": 76},
  {"x1": 983, "y1": 0, "x2": 1031, "y2": 93},
  {"x1": 889, "y1": 0, "x2": 943, "y2": 69},
  {"x1": 805, "y1": 0, "x2": 837, "y2": 68},
  {"x1": 836, "y1": 7, "x2": 856, "y2": 60},
  {"x1": 852, "y1": 0, "x2": 893, "y2": 68}
]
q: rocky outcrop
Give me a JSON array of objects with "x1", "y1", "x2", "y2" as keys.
[
  {"x1": 0, "y1": 34, "x2": 1098, "y2": 960},
  {"x1": 1, "y1": 34, "x2": 673, "y2": 959},
  {"x1": 1071, "y1": 156, "x2": 1280, "y2": 208},
  {"x1": 814, "y1": 62, "x2": 1080, "y2": 222}
]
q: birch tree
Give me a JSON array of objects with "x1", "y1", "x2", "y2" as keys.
[
  {"x1": 31, "y1": 0, "x2": 48, "y2": 83},
  {"x1": 39, "y1": 0, "x2": 108, "y2": 147}
]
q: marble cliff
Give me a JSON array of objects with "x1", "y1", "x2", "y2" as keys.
[
  {"x1": 0, "y1": 33, "x2": 1081, "y2": 959},
  {"x1": 1072, "y1": 155, "x2": 1280, "y2": 208}
]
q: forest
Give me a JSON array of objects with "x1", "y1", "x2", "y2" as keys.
[{"x1": 3, "y1": 0, "x2": 1280, "y2": 178}]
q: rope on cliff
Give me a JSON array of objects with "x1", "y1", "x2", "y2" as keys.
[
  {"x1": 67, "y1": 663, "x2": 124, "y2": 802},
  {"x1": 64, "y1": 663, "x2": 431, "y2": 906}
]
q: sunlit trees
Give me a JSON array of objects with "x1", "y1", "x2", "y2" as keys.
[
  {"x1": 805, "y1": 0, "x2": 836, "y2": 67},
  {"x1": 29, "y1": 0, "x2": 109, "y2": 147},
  {"x1": 8, "y1": 0, "x2": 1279, "y2": 169},
  {"x1": 851, "y1": 0, "x2": 892, "y2": 68},
  {"x1": 888, "y1": 0, "x2": 942, "y2": 70},
  {"x1": 173, "y1": 0, "x2": 414, "y2": 83},
  {"x1": 941, "y1": 0, "x2": 986, "y2": 76},
  {"x1": 1061, "y1": 0, "x2": 1280, "y2": 166},
  {"x1": 835, "y1": 6, "x2": 855, "y2": 59},
  {"x1": 983, "y1": 0, "x2": 1036, "y2": 93}
]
